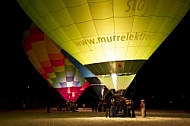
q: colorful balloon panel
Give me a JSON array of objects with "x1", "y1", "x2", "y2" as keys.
[
  {"x1": 61, "y1": 49, "x2": 96, "y2": 78},
  {"x1": 56, "y1": 81, "x2": 91, "y2": 102},
  {"x1": 23, "y1": 23, "x2": 90, "y2": 102}
]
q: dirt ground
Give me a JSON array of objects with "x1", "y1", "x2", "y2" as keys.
[{"x1": 0, "y1": 108, "x2": 190, "y2": 126}]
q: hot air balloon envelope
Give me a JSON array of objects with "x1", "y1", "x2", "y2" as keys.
[{"x1": 23, "y1": 23, "x2": 91, "y2": 102}]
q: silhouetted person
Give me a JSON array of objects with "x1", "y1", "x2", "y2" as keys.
[
  {"x1": 91, "y1": 102, "x2": 95, "y2": 112},
  {"x1": 126, "y1": 100, "x2": 131, "y2": 117},
  {"x1": 112, "y1": 104, "x2": 117, "y2": 117},
  {"x1": 94, "y1": 102, "x2": 98, "y2": 112},
  {"x1": 22, "y1": 101, "x2": 25, "y2": 111},
  {"x1": 130, "y1": 100, "x2": 135, "y2": 118},
  {"x1": 47, "y1": 101, "x2": 50, "y2": 113},
  {"x1": 105, "y1": 99, "x2": 111, "y2": 118}
]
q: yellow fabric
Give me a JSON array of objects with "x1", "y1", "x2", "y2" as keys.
[
  {"x1": 98, "y1": 74, "x2": 136, "y2": 90},
  {"x1": 17, "y1": 0, "x2": 189, "y2": 66}
]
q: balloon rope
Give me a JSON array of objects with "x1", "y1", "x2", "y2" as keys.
[
  {"x1": 123, "y1": 81, "x2": 130, "y2": 98},
  {"x1": 131, "y1": 76, "x2": 137, "y2": 100},
  {"x1": 84, "y1": 89, "x2": 100, "y2": 100},
  {"x1": 124, "y1": 89, "x2": 127, "y2": 97}
]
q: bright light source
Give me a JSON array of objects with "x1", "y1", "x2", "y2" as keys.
[{"x1": 111, "y1": 73, "x2": 117, "y2": 91}]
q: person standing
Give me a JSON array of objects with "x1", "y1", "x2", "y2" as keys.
[
  {"x1": 22, "y1": 101, "x2": 25, "y2": 111},
  {"x1": 91, "y1": 102, "x2": 95, "y2": 112},
  {"x1": 130, "y1": 100, "x2": 135, "y2": 118},
  {"x1": 126, "y1": 99, "x2": 131, "y2": 117},
  {"x1": 94, "y1": 102, "x2": 98, "y2": 112},
  {"x1": 83, "y1": 103, "x2": 85, "y2": 109},
  {"x1": 140, "y1": 99, "x2": 146, "y2": 117},
  {"x1": 105, "y1": 99, "x2": 111, "y2": 118}
]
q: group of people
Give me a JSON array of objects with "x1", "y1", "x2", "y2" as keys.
[
  {"x1": 105, "y1": 98, "x2": 146, "y2": 118},
  {"x1": 91, "y1": 102, "x2": 98, "y2": 112},
  {"x1": 105, "y1": 98, "x2": 135, "y2": 118}
]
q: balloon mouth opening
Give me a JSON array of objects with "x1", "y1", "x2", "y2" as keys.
[{"x1": 110, "y1": 89, "x2": 125, "y2": 96}]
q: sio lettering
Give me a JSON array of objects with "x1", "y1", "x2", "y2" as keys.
[{"x1": 125, "y1": 0, "x2": 149, "y2": 16}]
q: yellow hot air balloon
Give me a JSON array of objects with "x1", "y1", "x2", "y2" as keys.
[{"x1": 17, "y1": 0, "x2": 190, "y2": 94}]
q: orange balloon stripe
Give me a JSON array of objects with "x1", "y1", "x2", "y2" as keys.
[
  {"x1": 40, "y1": 60, "x2": 51, "y2": 68},
  {"x1": 38, "y1": 67, "x2": 46, "y2": 74},
  {"x1": 48, "y1": 53, "x2": 63, "y2": 60}
]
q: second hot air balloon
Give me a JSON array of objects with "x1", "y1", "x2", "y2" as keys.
[{"x1": 23, "y1": 23, "x2": 91, "y2": 102}]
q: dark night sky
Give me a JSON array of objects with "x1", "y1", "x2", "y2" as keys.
[{"x1": 1, "y1": 1, "x2": 190, "y2": 107}]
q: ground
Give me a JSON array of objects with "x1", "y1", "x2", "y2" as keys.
[{"x1": 0, "y1": 108, "x2": 190, "y2": 126}]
